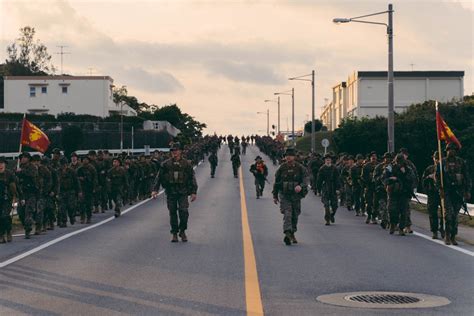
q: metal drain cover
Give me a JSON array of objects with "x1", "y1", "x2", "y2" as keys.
[{"x1": 317, "y1": 291, "x2": 450, "y2": 309}]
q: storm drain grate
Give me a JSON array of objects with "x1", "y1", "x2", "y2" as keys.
[
  {"x1": 346, "y1": 294, "x2": 421, "y2": 305},
  {"x1": 317, "y1": 292, "x2": 451, "y2": 309}
]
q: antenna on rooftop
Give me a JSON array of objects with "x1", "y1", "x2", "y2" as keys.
[{"x1": 55, "y1": 45, "x2": 71, "y2": 75}]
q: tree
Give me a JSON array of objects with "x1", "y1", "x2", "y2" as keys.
[
  {"x1": 6, "y1": 26, "x2": 55, "y2": 75},
  {"x1": 61, "y1": 125, "x2": 84, "y2": 157},
  {"x1": 304, "y1": 119, "x2": 323, "y2": 134}
]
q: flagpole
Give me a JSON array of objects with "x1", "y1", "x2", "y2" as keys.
[
  {"x1": 17, "y1": 113, "x2": 26, "y2": 169},
  {"x1": 435, "y1": 101, "x2": 446, "y2": 233}
]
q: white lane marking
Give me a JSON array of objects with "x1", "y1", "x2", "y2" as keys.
[
  {"x1": 1, "y1": 161, "x2": 204, "y2": 268},
  {"x1": 0, "y1": 194, "x2": 161, "y2": 269},
  {"x1": 413, "y1": 231, "x2": 474, "y2": 257}
]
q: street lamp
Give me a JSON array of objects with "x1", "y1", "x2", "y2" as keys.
[
  {"x1": 289, "y1": 70, "x2": 315, "y2": 152},
  {"x1": 275, "y1": 89, "x2": 295, "y2": 146},
  {"x1": 257, "y1": 109, "x2": 270, "y2": 136},
  {"x1": 333, "y1": 3, "x2": 395, "y2": 153},
  {"x1": 264, "y1": 98, "x2": 280, "y2": 134}
]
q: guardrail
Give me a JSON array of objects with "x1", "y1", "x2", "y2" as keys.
[{"x1": 413, "y1": 193, "x2": 473, "y2": 216}]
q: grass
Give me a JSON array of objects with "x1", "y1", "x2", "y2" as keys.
[{"x1": 410, "y1": 202, "x2": 474, "y2": 228}]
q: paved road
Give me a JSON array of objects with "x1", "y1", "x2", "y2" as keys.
[{"x1": 1, "y1": 146, "x2": 473, "y2": 315}]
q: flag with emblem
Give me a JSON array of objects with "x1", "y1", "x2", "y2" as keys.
[
  {"x1": 436, "y1": 111, "x2": 461, "y2": 149},
  {"x1": 20, "y1": 118, "x2": 51, "y2": 153}
]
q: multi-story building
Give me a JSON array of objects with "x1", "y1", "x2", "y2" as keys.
[
  {"x1": 322, "y1": 71, "x2": 464, "y2": 130},
  {"x1": 2, "y1": 75, "x2": 137, "y2": 117}
]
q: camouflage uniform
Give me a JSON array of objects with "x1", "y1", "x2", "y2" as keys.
[
  {"x1": 231, "y1": 153, "x2": 241, "y2": 178},
  {"x1": 272, "y1": 155, "x2": 309, "y2": 244},
  {"x1": 107, "y1": 162, "x2": 128, "y2": 217},
  {"x1": 77, "y1": 159, "x2": 98, "y2": 224},
  {"x1": 316, "y1": 161, "x2": 340, "y2": 225},
  {"x1": 350, "y1": 156, "x2": 364, "y2": 216},
  {"x1": 0, "y1": 160, "x2": 17, "y2": 243},
  {"x1": 208, "y1": 152, "x2": 218, "y2": 178},
  {"x1": 249, "y1": 158, "x2": 268, "y2": 198},
  {"x1": 422, "y1": 161, "x2": 444, "y2": 238},
  {"x1": 43, "y1": 159, "x2": 59, "y2": 231},
  {"x1": 436, "y1": 145, "x2": 471, "y2": 244},
  {"x1": 16, "y1": 155, "x2": 39, "y2": 238},
  {"x1": 153, "y1": 154, "x2": 198, "y2": 236},
  {"x1": 362, "y1": 156, "x2": 378, "y2": 224},
  {"x1": 58, "y1": 161, "x2": 81, "y2": 227},
  {"x1": 383, "y1": 154, "x2": 416, "y2": 235},
  {"x1": 36, "y1": 157, "x2": 53, "y2": 233},
  {"x1": 373, "y1": 154, "x2": 391, "y2": 229}
]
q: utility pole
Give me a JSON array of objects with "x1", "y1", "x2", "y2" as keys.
[{"x1": 55, "y1": 45, "x2": 71, "y2": 75}]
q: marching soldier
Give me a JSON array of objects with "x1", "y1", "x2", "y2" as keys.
[
  {"x1": 273, "y1": 147, "x2": 309, "y2": 245},
  {"x1": 362, "y1": 152, "x2": 379, "y2": 224},
  {"x1": 316, "y1": 154, "x2": 341, "y2": 225},
  {"x1": 107, "y1": 158, "x2": 129, "y2": 218},
  {"x1": 152, "y1": 143, "x2": 198, "y2": 243},
  {"x1": 249, "y1": 156, "x2": 268, "y2": 199},
  {"x1": 77, "y1": 156, "x2": 98, "y2": 224},
  {"x1": 308, "y1": 153, "x2": 323, "y2": 195},
  {"x1": 422, "y1": 152, "x2": 444, "y2": 239},
  {"x1": 231, "y1": 151, "x2": 241, "y2": 178},
  {"x1": 0, "y1": 157, "x2": 17, "y2": 243},
  {"x1": 384, "y1": 154, "x2": 417, "y2": 236},
  {"x1": 208, "y1": 151, "x2": 218, "y2": 178},
  {"x1": 350, "y1": 154, "x2": 364, "y2": 216},
  {"x1": 58, "y1": 159, "x2": 82, "y2": 227},
  {"x1": 399, "y1": 148, "x2": 418, "y2": 234},
  {"x1": 373, "y1": 152, "x2": 392, "y2": 229},
  {"x1": 32, "y1": 155, "x2": 51, "y2": 234},
  {"x1": 436, "y1": 143, "x2": 471, "y2": 245},
  {"x1": 43, "y1": 157, "x2": 59, "y2": 231},
  {"x1": 16, "y1": 152, "x2": 39, "y2": 239},
  {"x1": 342, "y1": 155, "x2": 355, "y2": 211}
]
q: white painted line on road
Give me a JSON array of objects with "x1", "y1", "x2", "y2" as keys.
[
  {"x1": 1, "y1": 161, "x2": 204, "y2": 268},
  {"x1": 0, "y1": 194, "x2": 162, "y2": 269},
  {"x1": 413, "y1": 232, "x2": 474, "y2": 257}
]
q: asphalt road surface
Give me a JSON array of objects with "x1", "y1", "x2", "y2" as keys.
[{"x1": 1, "y1": 146, "x2": 473, "y2": 315}]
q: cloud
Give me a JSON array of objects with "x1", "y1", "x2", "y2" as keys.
[
  {"x1": 115, "y1": 67, "x2": 184, "y2": 93},
  {"x1": 205, "y1": 59, "x2": 285, "y2": 85}
]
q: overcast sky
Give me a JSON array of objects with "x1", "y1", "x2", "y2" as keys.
[{"x1": 1, "y1": 0, "x2": 472, "y2": 135}]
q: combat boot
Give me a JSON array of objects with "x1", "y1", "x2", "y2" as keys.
[
  {"x1": 25, "y1": 230, "x2": 31, "y2": 239},
  {"x1": 171, "y1": 233, "x2": 179, "y2": 243},
  {"x1": 440, "y1": 229, "x2": 445, "y2": 239},
  {"x1": 381, "y1": 220, "x2": 387, "y2": 229},
  {"x1": 6, "y1": 231, "x2": 12, "y2": 242},
  {"x1": 399, "y1": 228, "x2": 406, "y2": 236},
  {"x1": 432, "y1": 232, "x2": 438, "y2": 240},
  {"x1": 34, "y1": 224, "x2": 42, "y2": 235},
  {"x1": 330, "y1": 213, "x2": 335, "y2": 223},
  {"x1": 290, "y1": 233, "x2": 298, "y2": 244},
  {"x1": 444, "y1": 235, "x2": 451, "y2": 245},
  {"x1": 0, "y1": 235, "x2": 5, "y2": 244},
  {"x1": 365, "y1": 217, "x2": 370, "y2": 224},
  {"x1": 114, "y1": 210, "x2": 121, "y2": 218},
  {"x1": 389, "y1": 224, "x2": 396, "y2": 235},
  {"x1": 405, "y1": 225, "x2": 413, "y2": 234},
  {"x1": 283, "y1": 232, "x2": 292, "y2": 246},
  {"x1": 93, "y1": 206, "x2": 99, "y2": 214},
  {"x1": 451, "y1": 236, "x2": 458, "y2": 246},
  {"x1": 179, "y1": 231, "x2": 188, "y2": 242}
]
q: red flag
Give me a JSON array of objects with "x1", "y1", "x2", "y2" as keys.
[
  {"x1": 436, "y1": 111, "x2": 461, "y2": 149},
  {"x1": 20, "y1": 119, "x2": 51, "y2": 153}
]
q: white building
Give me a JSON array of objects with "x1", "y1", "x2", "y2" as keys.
[
  {"x1": 143, "y1": 120, "x2": 181, "y2": 137},
  {"x1": 322, "y1": 71, "x2": 464, "y2": 130},
  {"x1": 2, "y1": 76, "x2": 137, "y2": 117}
]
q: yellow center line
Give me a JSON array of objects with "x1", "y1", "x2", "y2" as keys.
[{"x1": 239, "y1": 166, "x2": 264, "y2": 316}]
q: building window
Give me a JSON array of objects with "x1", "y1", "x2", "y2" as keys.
[
  {"x1": 41, "y1": 86, "x2": 47, "y2": 94},
  {"x1": 62, "y1": 86, "x2": 68, "y2": 94},
  {"x1": 30, "y1": 86, "x2": 36, "y2": 97}
]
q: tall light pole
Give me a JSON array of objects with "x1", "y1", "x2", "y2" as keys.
[
  {"x1": 265, "y1": 98, "x2": 280, "y2": 134},
  {"x1": 120, "y1": 102, "x2": 124, "y2": 151},
  {"x1": 257, "y1": 110, "x2": 269, "y2": 135},
  {"x1": 275, "y1": 89, "x2": 295, "y2": 146},
  {"x1": 333, "y1": 3, "x2": 395, "y2": 153},
  {"x1": 289, "y1": 70, "x2": 315, "y2": 152}
]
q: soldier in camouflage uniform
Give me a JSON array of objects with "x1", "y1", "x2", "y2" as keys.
[
  {"x1": 362, "y1": 152, "x2": 379, "y2": 224},
  {"x1": 422, "y1": 151, "x2": 444, "y2": 239},
  {"x1": 308, "y1": 153, "x2": 323, "y2": 195},
  {"x1": 97, "y1": 151, "x2": 110, "y2": 212},
  {"x1": 87, "y1": 151, "x2": 102, "y2": 214},
  {"x1": 273, "y1": 148, "x2": 309, "y2": 245},
  {"x1": 373, "y1": 152, "x2": 392, "y2": 229},
  {"x1": 16, "y1": 152, "x2": 39, "y2": 239},
  {"x1": 341, "y1": 155, "x2": 355, "y2": 211},
  {"x1": 208, "y1": 151, "x2": 218, "y2": 178},
  {"x1": 249, "y1": 156, "x2": 268, "y2": 199},
  {"x1": 383, "y1": 154, "x2": 417, "y2": 236},
  {"x1": 58, "y1": 159, "x2": 82, "y2": 227},
  {"x1": 77, "y1": 156, "x2": 98, "y2": 224},
  {"x1": 231, "y1": 152, "x2": 241, "y2": 178},
  {"x1": 107, "y1": 158, "x2": 129, "y2": 218},
  {"x1": 32, "y1": 155, "x2": 52, "y2": 234},
  {"x1": 436, "y1": 143, "x2": 472, "y2": 245},
  {"x1": 152, "y1": 143, "x2": 198, "y2": 242},
  {"x1": 316, "y1": 154, "x2": 341, "y2": 225},
  {"x1": 0, "y1": 157, "x2": 17, "y2": 243},
  {"x1": 399, "y1": 148, "x2": 418, "y2": 234},
  {"x1": 42, "y1": 157, "x2": 59, "y2": 231},
  {"x1": 350, "y1": 154, "x2": 364, "y2": 216}
]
